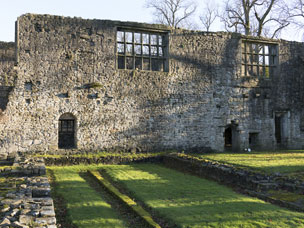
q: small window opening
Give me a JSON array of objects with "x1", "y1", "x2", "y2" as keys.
[{"x1": 25, "y1": 82, "x2": 33, "y2": 91}]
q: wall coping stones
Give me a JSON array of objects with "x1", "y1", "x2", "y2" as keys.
[{"x1": 18, "y1": 13, "x2": 171, "y2": 32}]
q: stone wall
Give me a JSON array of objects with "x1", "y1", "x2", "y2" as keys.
[
  {"x1": 0, "y1": 42, "x2": 16, "y2": 114},
  {"x1": 0, "y1": 13, "x2": 304, "y2": 155},
  {"x1": 0, "y1": 153, "x2": 56, "y2": 228},
  {"x1": 0, "y1": 42, "x2": 16, "y2": 86}
]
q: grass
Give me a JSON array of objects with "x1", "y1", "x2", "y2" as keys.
[
  {"x1": 104, "y1": 164, "x2": 304, "y2": 228},
  {"x1": 48, "y1": 165, "x2": 127, "y2": 228},
  {"x1": 0, "y1": 176, "x2": 25, "y2": 197},
  {"x1": 190, "y1": 150, "x2": 304, "y2": 174},
  {"x1": 89, "y1": 170, "x2": 161, "y2": 228},
  {"x1": 268, "y1": 189, "x2": 304, "y2": 203}
]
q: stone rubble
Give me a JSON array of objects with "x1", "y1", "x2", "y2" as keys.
[{"x1": 0, "y1": 153, "x2": 56, "y2": 228}]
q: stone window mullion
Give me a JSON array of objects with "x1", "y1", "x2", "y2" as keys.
[{"x1": 116, "y1": 28, "x2": 168, "y2": 72}]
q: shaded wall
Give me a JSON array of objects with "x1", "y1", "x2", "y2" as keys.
[{"x1": 0, "y1": 13, "x2": 304, "y2": 155}]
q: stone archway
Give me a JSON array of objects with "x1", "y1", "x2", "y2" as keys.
[{"x1": 58, "y1": 113, "x2": 76, "y2": 149}]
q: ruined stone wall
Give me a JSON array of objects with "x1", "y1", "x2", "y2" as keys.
[
  {"x1": 0, "y1": 41, "x2": 16, "y2": 86},
  {"x1": 0, "y1": 13, "x2": 303, "y2": 156},
  {"x1": 0, "y1": 42, "x2": 16, "y2": 113},
  {"x1": 0, "y1": 14, "x2": 240, "y2": 154},
  {"x1": 272, "y1": 40, "x2": 304, "y2": 149}
]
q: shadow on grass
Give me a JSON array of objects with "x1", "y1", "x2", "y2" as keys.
[
  {"x1": 103, "y1": 164, "x2": 304, "y2": 227},
  {"x1": 79, "y1": 172, "x2": 149, "y2": 228},
  {"x1": 47, "y1": 169, "x2": 77, "y2": 228},
  {"x1": 48, "y1": 168, "x2": 127, "y2": 228}
]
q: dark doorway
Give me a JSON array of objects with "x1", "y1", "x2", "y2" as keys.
[
  {"x1": 58, "y1": 113, "x2": 76, "y2": 149},
  {"x1": 275, "y1": 115, "x2": 281, "y2": 144},
  {"x1": 224, "y1": 127, "x2": 232, "y2": 149},
  {"x1": 249, "y1": 133, "x2": 259, "y2": 149}
]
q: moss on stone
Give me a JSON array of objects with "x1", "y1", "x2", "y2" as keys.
[
  {"x1": 85, "y1": 82, "x2": 103, "y2": 89},
  {"x1": 268, "y1": 190, "x2": 304, "y2": 203}
]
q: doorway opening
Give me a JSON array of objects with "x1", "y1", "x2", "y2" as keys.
[
  {"x1": 224, "y1": 127, "x2": 232, "y2": 149},
  {"x1": 275, "y1": 115, "x2": 282, "y2": 144},
  {"x1": 58, "y1": 113, "x2": 76, "y2": 149},
  {"x1": 249, "y1": 132, "x2": 259, "y2": 150}
]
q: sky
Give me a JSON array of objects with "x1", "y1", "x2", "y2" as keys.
[{"x1": 0, "y1": 0, "x2": 302, "y2": 42}]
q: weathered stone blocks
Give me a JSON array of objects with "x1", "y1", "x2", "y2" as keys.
[
  {"x1": 0, "y1": 153, "x2": 57, "y2": 228},
  {"x1": 0, "y1": 13, "x2": 304, "y2": 155}
]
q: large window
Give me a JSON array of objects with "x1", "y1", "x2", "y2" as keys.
[
  {"x1": 116, "y1": 29, "x2": 168, "y2": 71},
  {"x1": 242, "y1": 41, "x2": 277, "y2": 78}
]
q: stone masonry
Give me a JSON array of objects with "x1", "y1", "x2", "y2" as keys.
[
  {"x1": 0, "y1": 13, "x2": 304, "y2": 156},
  {"x1": 0, "y1": 153, "x2": 56, "y2": 228}
]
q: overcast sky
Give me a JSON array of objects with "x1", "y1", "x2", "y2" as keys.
[{"x1": 0, "y1": 0, "x2": 301, "y2": 42}]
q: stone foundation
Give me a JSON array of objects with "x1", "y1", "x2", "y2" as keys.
[{"x1": 0, "y1": 153, "x2": 56, "y2": 228}]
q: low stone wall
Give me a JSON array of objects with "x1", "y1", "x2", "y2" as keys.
[
  {"x1": 163, "y1": 153, "x2": 304, "y2": 194},
  {"x1": 0, "y1": 153, "x2": 56, "y2": 228},
  {"x1": 162, "y1": 154, "x2": 304, "y2": 211},
  {"x1": 39, "y1": 152, "x2": 164, "y2": 166}
]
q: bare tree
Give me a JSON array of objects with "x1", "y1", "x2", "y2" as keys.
[
  {"x1": 289, "y1": 0, "x2": 304, "y2": 19},
  {"x1": 288, "y1": 0, "x2": 304, "y2": 32},
  {"x1": 220, "y1": 0, "x2": 290, "y2": 38},
  {"x1": 200, "y1": 2, "x2": 218, "y2": 32},
  {"x1": 145, "y1": 0, "x2": 197, "y2": 29}
]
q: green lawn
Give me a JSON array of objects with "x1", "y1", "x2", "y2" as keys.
[
  {"x1": 191, "y1": 151, "x2": 304, "y2": 174},
  {"x1": 48, "y1": 165, "x2": 127, "y2": 228},
  {"x1": 104, "y1": 164, "x2": 304, "y2": 228}
]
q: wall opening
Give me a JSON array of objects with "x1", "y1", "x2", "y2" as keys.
[
  {"x1": 274, "y1": 111, "x2": 290, "y2": 147},
  {"x1": 58, "y1": 113, "x2": 76, "y2": 149},
  {"x1": 275, "y1": 115, "x2": 282, "y2": 144},
  {"x1": 249, "y1": 133, "x2": 259, "y2": 149},
  {"x1": 224, "y1": 127, "x2": 232, "y2": 150}
]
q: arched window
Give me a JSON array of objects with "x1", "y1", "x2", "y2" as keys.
[{"x1": 58, "y1": 113, "x2": 76, "y2": 149}]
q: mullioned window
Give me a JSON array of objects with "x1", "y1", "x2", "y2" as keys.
[
  {"x1": 242, "y1": 41, "x2": 277, "y2": 78},
  {"x1": 116, "y1": 29, "x2": 168, "y2": 72}
]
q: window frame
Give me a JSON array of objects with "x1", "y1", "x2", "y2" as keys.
[
  {"x1": 116, "y1": 28, "x2": 168, "y2": 72},
  {"x1": 241, "y1": 40, "x2": 278, "y2": 78}
]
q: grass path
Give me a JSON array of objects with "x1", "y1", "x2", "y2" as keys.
[
  {"x1": 104, "y1": 164, "x2": 304, "y2": 228},
  {"x1": 193, "y1": 151, "x2": 304, "y2": 174},
  {"x1": 48, "y1": 165, "x2": 127, "y2": 228}
]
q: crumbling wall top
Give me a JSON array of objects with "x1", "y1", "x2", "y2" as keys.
[
  {"x1": 0, "y1": 41, "x2": 15, "y2": 61},
  {"x1": 17, "y1": 13, "x2": 172, "y2": 32}
]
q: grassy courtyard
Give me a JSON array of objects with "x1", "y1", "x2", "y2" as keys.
[
  {"x1": 103, "y1": 164, "x2": 304, "y2": 228},
  {"x1": 191, "y1": 150, "x2": 304, "y2": 174},
  {"x1": 48, "y1": 165, "x2": 127, "y2": 228},
  {"x1": 48, "y1": 163, "x2": 304, "y2": 228}
]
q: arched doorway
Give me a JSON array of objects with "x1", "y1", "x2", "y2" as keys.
[{"x1": 58, "y1": 113, "x2": 76, "y2": 149}]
